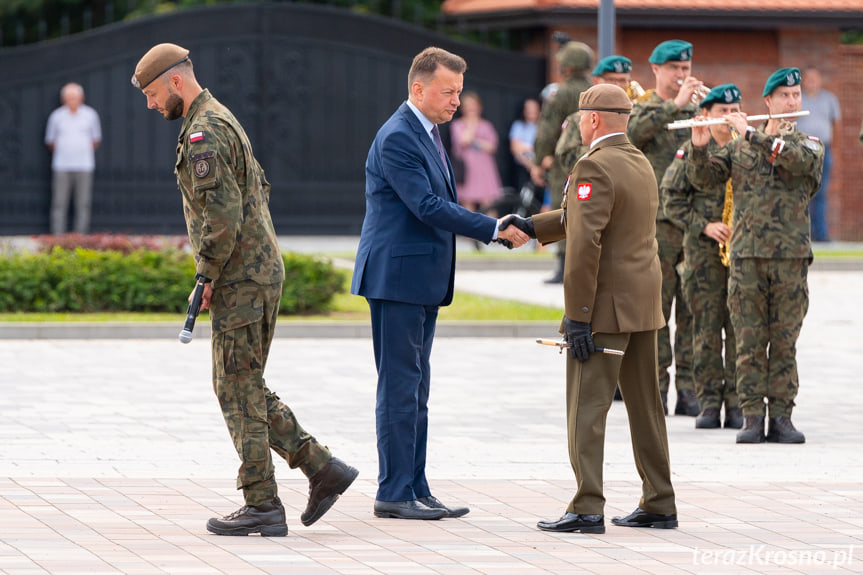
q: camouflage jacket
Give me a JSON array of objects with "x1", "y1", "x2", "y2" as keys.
[
  {"x1": 555, "y1": 111, "x2": 587, "y2": 177},
  {"x1": 176, "y1": 89, "x2": 284, "y2": 287},
  {"x1": 685, "y1": 124, "x2": 824, "y2": 261},
  {"x1": 662, "y1": 138, "x2": 726, "y2": 240},
  {"x1": 534, "y1": 75, "x2": 592, "y2": 162},
  {"x1": 627, "y1": 91, "x2": 697, "y2": 221}
]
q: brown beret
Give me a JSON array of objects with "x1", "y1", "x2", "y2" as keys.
[
  {"x1": 578, "y1": 84, "x2": 633, "y2": 114},
  {"x1": 131, "y1": 43, "x2": 190, "y2": 90}
]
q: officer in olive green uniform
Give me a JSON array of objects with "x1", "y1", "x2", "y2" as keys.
[
  {"x1": 686, "y1": 68, "x2": 823, "y2": 445},
  {"x1": 506, "y1": 84, "x2": 676, "y2": 534},
  {"x1": 662, "y1": 84, "x2": 745, "y2": 430},
  {"x1": 132, "y1": 44, "x2": 358, "y2": 536},
  {"x1": 627, "y1": 40, "x2": 700, "y2": 416},
  {"x1": 533, "y1": 41, "x2": 594, "y2": 283},
  {"x1": 556, "y1": 55, "x2": 634, "y2": 175}
]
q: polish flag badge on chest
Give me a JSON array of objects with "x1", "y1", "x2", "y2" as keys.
[{"x1": 576, "y1": 183, "x2": 592, "y2": 200}]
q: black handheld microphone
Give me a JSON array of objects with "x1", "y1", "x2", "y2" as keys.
[{"x1": 179, "y1": 276, "x2": 208, "y2": 344}]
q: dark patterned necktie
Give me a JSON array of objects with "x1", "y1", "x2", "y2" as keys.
[{"x1": 431, "y1": 124, "x2": 447, "y2": 166}]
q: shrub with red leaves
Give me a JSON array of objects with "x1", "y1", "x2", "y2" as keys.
[{"x1": 31, "y1": 233, "x2": 190, "y2": 255}]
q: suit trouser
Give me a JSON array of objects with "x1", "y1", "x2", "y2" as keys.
[
  {"x1": 211, "y1": 281, "x2": 331, "y2": 506},
  {"x1": 51, "y1": 170, "x2": 93, "y2": 235},
  {"x1": 367, "y1": 298, "x2": 437, "y2": 502},
  {"x1": 566, "y1": 330, "x2": 676, "y2": 516},
  {"x1": 656, "y1": 220, "x2": 693, "y2": 393}
]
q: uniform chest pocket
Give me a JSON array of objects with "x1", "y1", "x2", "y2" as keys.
[{"x1": 732, "y1": 148, "x2": 759, "y2": 171}]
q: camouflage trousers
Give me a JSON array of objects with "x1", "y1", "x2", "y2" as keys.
[
  {"x1": 681, "y1": 240, "x2": 737, "y2": 410},
  {"x1": 728, "y1": 258, "x2": 809, "y2": 418},
  {"x1": 656, "y1": 220, "x2": 693, "y2": 393},
  {"x1": 211, "y1": 280, "x2": 332, "y2": 506}
]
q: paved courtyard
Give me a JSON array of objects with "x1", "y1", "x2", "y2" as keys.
[{"x1": 1, "y1": 268, "x2": 862, "y2": 574}]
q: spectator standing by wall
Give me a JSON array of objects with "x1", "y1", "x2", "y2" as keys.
[
  {"x1": 797, "y1": 67, "x2": 840, "y2": 242},
  {"x1": 45, "y1": 82, "x2": 101, "y2": 235},
  {"x1": 450, "y1": 91, "x2": 502, "y2": 214}
]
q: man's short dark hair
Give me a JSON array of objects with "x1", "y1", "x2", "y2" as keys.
[{"x1": 408, "y1": 47, "x2": 467, "y2": 91}]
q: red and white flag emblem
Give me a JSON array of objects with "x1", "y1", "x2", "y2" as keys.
[
  {"x1": 190, "y1": 131, "x2": 204, "y2": 143},
  {"x1": 577, "y1": 183, "x2": 592, "y2": 200}
]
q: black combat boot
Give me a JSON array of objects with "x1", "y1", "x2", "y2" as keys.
[
  {"x1": 206, "y1": 497, "x2": 288, "y2": 536},
  {"x1": 544, "y1": 252, "x2": 564, "y2": 284},
  {"x1": 735, "y1": 415, "x2": 765, "y2": 444},
  {"x1": 724, "y1": 406, "x2": 744, "y2": 429},
  {"x1": 695, "y1": 407, "x2": 721, "y2": 429},
  {"x1": 302, "y1": 457, "x2": 359, "y2": 526},
  {"x1": 766, "y1": 416, "x2": 806, "y2": 444},
  {"x1": 674, "y1": 388, "x2": 699, "y2": 416}
]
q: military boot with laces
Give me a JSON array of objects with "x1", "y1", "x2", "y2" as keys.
[
  {"x1": 206, "y1": 497, "x2": 288, "y2": 536},
  {"x1": 735, "y1": 415, "x2": 765, "y2": 444},
  {"x1": 766, "y1": 416, "x2": 806, "y2": 444}
]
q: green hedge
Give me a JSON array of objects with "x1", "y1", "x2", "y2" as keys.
[{"x1": 0, "y1": 247, "x2": 344, "y2": 315}]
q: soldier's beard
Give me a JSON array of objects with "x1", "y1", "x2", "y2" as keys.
[{"x1": 163, "y1": 92, "x2": 184, "y2": 121}]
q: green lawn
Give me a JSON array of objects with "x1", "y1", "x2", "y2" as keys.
[{"x1": 0, "y1": 291, "x2": 563, "y2": 323}]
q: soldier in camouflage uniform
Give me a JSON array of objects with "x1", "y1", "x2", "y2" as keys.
[
  {"x1": 556, "y1": 55, "x2": 634, "y2": 175},
  {"x1": 662, "y1": 84, "x2": 745, "y2": 430},
  {"x1": 686, "y1": 68, "x2": 823, "y2": 444},
  {"x1": 627, "y1": 40, "x2": 701, "y2": 417},
  {"x1": 132, "y1": 44, "x2": 358, "y2": 536},
  {"x1": 532, "y1": 41, "x2": 594, "y2": 283}
]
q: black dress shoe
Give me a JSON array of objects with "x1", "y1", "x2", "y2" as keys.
[
  {"x1": 207, "y1": 497, "x2": 288, "y2": 536},
  {"x1": 418, "y1": 495, "x2": 470, "y2": 518},
  {"x1": 537, "y1": 512, "x2": 605, "y2": 533},
  {"x1": 674, "y1": 389, "x2": 700, "y2": 416},
  {"x1": 611, "y1": 507, "x2": 677, "y2": 529},
  {"x1": 301, "y1": 457, "x2": 359, "y2": 526},
  {"x1": 373, "y1": 499, "x2": 446, "y2": 520},
  {"x1": 766, "y1": 416, "x2": 806, "y2": 444},
  {"x1": 695, "y1": 407, "x2": 721, "y2": 429}
]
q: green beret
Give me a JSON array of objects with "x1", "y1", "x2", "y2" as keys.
[
  {"x1": 592, "y1": 55, "x2": 632, "y2": 76},
  {"x1": 131, "y1": 43, "x2": 190, "y2": 90},
  {"x1": 700, "y1": 84, "x2": 742, "y2": 109},
  {"x1": 648, "y1": 40, "x2": 693, "y2": 65},
  {"x1": 762, "y1": 67, "x2": 801, "y2": 97},
  {"x1": 578, "y1": 84, "x2": 633, "y2": 114}
]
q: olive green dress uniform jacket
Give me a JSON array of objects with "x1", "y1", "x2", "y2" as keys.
[
  {"x1": 176, "y1": 89, "x2": 285, "y2": 288},
  {"x1": 533, "y1": 133, "x2": 664, "y2": 333}
]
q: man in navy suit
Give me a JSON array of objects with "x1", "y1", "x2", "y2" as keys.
[{"x1": 352, "y1": 47, "x2": 529, "y2": 520}]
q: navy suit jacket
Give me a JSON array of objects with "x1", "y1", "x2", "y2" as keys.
[{"x1": 351, "y1": 102, "x2": 497, "y2": 306}]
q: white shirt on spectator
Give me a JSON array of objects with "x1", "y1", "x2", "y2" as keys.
[{"x1": 45, "y1": 104, "x2": 101, "y2": 171}]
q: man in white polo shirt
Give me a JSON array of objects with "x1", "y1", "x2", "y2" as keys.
[{"x1": 45, "y1": 82, "x2": 102, "y2": 235}]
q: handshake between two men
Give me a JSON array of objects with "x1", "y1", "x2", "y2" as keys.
[{"x1": 494, "y1": 215, "x2": 596, "y2": 364}]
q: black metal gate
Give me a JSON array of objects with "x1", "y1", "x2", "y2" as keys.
[{"x1": 0, "y1": 4, "x2": 545, "y2": 235}]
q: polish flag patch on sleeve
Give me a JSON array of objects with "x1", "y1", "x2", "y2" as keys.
[
  {"x1": 675, "y1": 148, "x2": 685, "y2": 159},
  {"x1": 190, "y1": 131, "x2": 204, "y2": 143},
  {"x1": 577, "y1": 183, "x2": 592, "y2": 200}
]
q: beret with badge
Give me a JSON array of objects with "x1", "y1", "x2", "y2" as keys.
[
  {"x1": 131, "y1": 43, "x2": 190, "y2": 89},
  {"x1": 592, "y1": 55, "x2": 632, "y2": 77},
  {"x1": 762, "y1": 67, "x2": 801, "y2": 97},
  {"x1": 648, "y1": 40, "x2": 693, "y2": 65},
  {"x1": 578, "y1": 83, "x2": 633, "y2": 114},
  {"x1": 700, "y1": 83, "x2": 742, "y2": 109}
]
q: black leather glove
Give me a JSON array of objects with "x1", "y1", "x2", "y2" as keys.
[
  {"x1": 494, "y1": 238, "x2": 514, "y2": 249},
  {"x1": 498, "y1": 214, "x2": 536, "y2": 239},
  {"x1": 563, "y1": 317, "x2": 595, "y2": 362}
]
